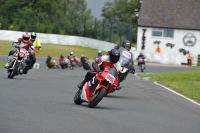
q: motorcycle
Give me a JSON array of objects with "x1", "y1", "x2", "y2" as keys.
[
  {"x1": 45, "y1": 59, "x2": 60, "y2": 69},
  {"x1": 137, "y1": 57, "x2": 145, "y2": 72},
  {"x1": 74, "y1": 66, "x2": 120, "y2": 108},
  {"x1": 7, "y1": 47, "x2": 29, "y2": 79},
  {"x1": 81, "y1": 57, "x2": 91, "y2": 70},
  {"x1": 23, "y1": 48, "x2": 39, "y2": 74},
  {"x1": 118, "y1": 47, "x2": 134, "y2": 83},
  {"x1": 74, "y1": 56, "x2": 82, "y2": 67},
  {"x1": 60, "y1": 58, "x2": 73, "y2": 70}
]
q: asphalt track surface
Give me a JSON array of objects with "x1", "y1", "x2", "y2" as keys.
[{"x1": 0, "y1": 57, "x2": 200, "y2": 133}]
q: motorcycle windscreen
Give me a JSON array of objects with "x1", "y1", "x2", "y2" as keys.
[
  {"x1": 105, "y1": 67, "x2": 118, "y2": 84},
  {"x1": 118, "y1": 47, "x2": 132, "y2": 67}
]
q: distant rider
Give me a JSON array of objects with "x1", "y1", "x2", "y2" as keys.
[
  {"x1": 94, "y1": 50, "x2": 103, "y2": 62},
  {"x1": 137, "y1": 53, "x2": 146, "y2": 68},
  {"x1": 59, "y1": 54, "x2": 65, "y2": 68},
  {"x1": 4, "y1": 32, "x2": 35, "y2": 68},
  {"x1": 46, "y1": 56, "x2": 52, "y2": 68},
  {"x1": 77, "y1": 49, "x2": 122, "y2": 90}
]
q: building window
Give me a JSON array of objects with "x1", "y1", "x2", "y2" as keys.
[{"x1": 152, "y1": 28, "x2": 174, "y2": 38}]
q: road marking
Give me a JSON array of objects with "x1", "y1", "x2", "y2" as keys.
[
  {"x1": 154, "y1": 81, "x2": 200, "y2": 107},
  {"x1": 134, "y1": 73, "x2": 140, "y2": 79}
]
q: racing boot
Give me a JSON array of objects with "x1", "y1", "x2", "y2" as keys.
[
  {"x1": 4, "y1": 56, "x2": 12, "y2": 68},
  {"x1": 115, "y1": 83, "x2": 122, "y2": 90},
  {"x1": 77, "y1": 79, "x2": 87, "y2": 90}
]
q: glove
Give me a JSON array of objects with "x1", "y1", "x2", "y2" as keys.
[{"x1": 129, "y1": 68, "x2": 135, "y2": 74}]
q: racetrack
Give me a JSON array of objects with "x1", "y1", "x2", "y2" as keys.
[{"x1": 0, "y1": 57, "x2": 200, "y2": 133}]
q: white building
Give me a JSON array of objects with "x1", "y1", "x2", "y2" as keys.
[{"x1": 137, "y1": 0, "x2": 200, "y2": 65}]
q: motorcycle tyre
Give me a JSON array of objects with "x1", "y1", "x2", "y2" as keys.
[
  {"x1": 10, "y1": 61, "x2": 20, "y2": 79},
  {"x1": 74, "y1": 89, "x2": 83, "y2": 105},
  {"x1": 88, "y1": 88, "x2": 106, "y2": 108}
]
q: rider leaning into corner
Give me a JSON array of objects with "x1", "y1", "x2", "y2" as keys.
[
  {"x1": 59, "y1": 54, "x2": 65, "y2": 67},
  {"x1": 113, "y1": 40, "x2": 135, "y2": 90},
  {"x1": 4, "y1": 32, "x2": 35, "y2": 69},
  {"x1": 77, "y1": 49, "x2": 122, "y2": 91}
]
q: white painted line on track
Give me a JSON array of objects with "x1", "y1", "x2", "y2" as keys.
[
  {"x1": 134, "y1": 73, "x2": 140, "y2": 79},
  {"x1": 154, "y1": 81, "x2": 200, "y2": 107}
]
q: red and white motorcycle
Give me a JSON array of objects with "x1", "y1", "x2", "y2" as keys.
[{"x1": 74, "y1": 67, "x2": 121, "y2": 108}]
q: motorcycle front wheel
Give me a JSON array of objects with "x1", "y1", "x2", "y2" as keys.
[
  {"x1": 74, "y1": 89, "x2": 83, "y2": 105},
  {"x1": 88, "y1": 88, "x2": 106, "y2": 108}
]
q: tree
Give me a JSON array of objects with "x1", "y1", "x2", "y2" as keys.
[{"x1": 101, "y1": 0, "x2": 141, "y2": 43}]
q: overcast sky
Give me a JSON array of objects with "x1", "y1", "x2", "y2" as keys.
[{"x1": 85, "y1": 0, "x2": 113, "y2": 19}]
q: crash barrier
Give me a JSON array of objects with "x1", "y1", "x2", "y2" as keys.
[
  {"x1": 33, "y1": 63, "x2": 40, "y2": 69},
  {"x1": 0, "y1": 30, "x2": 116, "y2": 51}
]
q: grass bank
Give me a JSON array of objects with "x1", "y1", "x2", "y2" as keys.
[
  {"x1": 140, "y1": 70, "x2": 200, "y2": 103},
  {"x1": 0, "y1": 40, "x2": 107, "y2": 59},
  {"x1": 0, "y1": 60, "x2": 6, "y2": 66}
]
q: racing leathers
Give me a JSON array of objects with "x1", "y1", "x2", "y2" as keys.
[
  {"x1": 77, "y1": 55, "x2": 122, "y2": 90},
  {"x1": 5, "y1": 38, "x2": 35, "y2": 68}
]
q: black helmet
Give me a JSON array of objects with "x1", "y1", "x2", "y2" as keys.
[
  {"x1": 122, "y1": 40, "x2": 131, "y2": 51},
  {"x1": 109, "y1": 49, "x2": 120, "y2": 63},
  {"x1": 31, "y1": 32, "x2": 37, "y2": 41}
]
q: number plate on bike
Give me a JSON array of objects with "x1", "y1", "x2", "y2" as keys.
[{"x1": 105, "y1": 73, "x2": 115, "y2": 84}]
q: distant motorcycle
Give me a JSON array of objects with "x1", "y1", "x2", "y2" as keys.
[
  {"x1": 45, "y1": 59, "x2": 60, "y2": 69},
  {"x1": 137, "y1": 57, "x2": 145, "y2": 72},
  {"x1": 60, "y1": 58, "x2": 73, "y2": 70},
  {"x1": 81, "y1": 57, "x2": 91, "y2": 70},
  {"x1": 7, "y1": 47, "x2": 28, "y2": 79}
]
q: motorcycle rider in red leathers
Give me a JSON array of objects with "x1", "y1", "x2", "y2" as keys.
[
  {"x1": 59, "y1": 54, "x2": 65, "y2": 68},
  {"x1": 77, "y1": 49, "x2": 122, "y2": 90},
  {"x1": 4, "y1": 32, "x2": 35, "y2": 68}
]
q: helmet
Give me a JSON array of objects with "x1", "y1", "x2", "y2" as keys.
[
  {"x1": 22, "y1": 32, "x2": 30, "y2": 43},
  {"x1": 122, "y1": 40, "x2": 131, "y2": 51},
  {"x1": 70, "y1": 52, "x2": 73, "y2": 55},
  {"x1": 60, "y1": 54, "x2": 64, "y2": 58},
  {"x1": 98, "y1": 50, "x2": 102, "y2": 54},
  {"x1": 31, "y1": 32, "x2": 37, "y2": 41},
  {"x1": 109, "y1": 49, "x2": 120, "y2": 63},
  {"x1": 81, "y1": 54, "x2": 85, "y2": 57}
]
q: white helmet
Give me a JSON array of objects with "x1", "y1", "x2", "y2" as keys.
[
  {"x1": 98, "y1": 50, "x2": 102, "y2": 53},
  {"x1": 70, "y1": 52, "x2": 73, "y2": 55}
]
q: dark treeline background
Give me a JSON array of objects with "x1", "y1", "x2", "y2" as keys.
[{"x1": 0, "y1": 0, "x2": 140, "y2": 44}]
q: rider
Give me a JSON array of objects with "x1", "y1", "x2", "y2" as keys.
[
  {"x1": 113, "y1": 40, "x2": 135, "y2": 89},
  {"x1": 77, "y1": 49, "x2": 122, "y2": 90},
  {"x1": 80, "y1": 55, "x2": 87, "y2": 64},
  {"x1": 67, "y1": 52, "x2": 74, "y2": 59},
  {"x1": 30, "y1": 32, "x2": 42, "y2": 50},
  {"x1": 46, "y1": 56, "x2": 52, "y2": 68},
  {"x1": 59, "y1": 54, "x2": 65, "y2": 67},
  {"x1": 4, "y1": 32, "x2": 35, "y2": 68},
  {"x1": 29, "y1": 32, "x2": 41, "y2": 68},
  {"x1": 94, "y1": 50, "x2": 103, "y2": 62},
  {"x1": 137, "y1": 52, "x2": 146, "y2": 68}
]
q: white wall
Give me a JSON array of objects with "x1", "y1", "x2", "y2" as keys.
[
  {"x1": 0, "y1": 30, "x2": 116, "y2": 51},
  {"x1": 137, "y1": 27, "x2": 200, "y2": 64}
]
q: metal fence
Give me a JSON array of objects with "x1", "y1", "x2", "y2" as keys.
[{"x1": 0, "y1": 11, "x2": 133, "y2": 44}]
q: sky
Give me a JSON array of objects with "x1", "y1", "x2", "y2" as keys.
[{"x1": 85, "y1": 0, "x2": 113, "y2": 19}]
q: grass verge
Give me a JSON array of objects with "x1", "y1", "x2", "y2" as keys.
[
  {"x1": 0, "y1": 60, "x2": 6, "y2": 66},
  {"x1": 140, "y1": 70, "x2": 200, "y2": 103},
  {"x1": 0, "y1": 40, "x2": 107, "y2": 59}
]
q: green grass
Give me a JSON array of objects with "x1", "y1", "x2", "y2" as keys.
[
  {"x1": 0, "y1": 40, "x2": 107, "y2": 59},
  {"x1": 140, "y1": 70, "x2": 200, "y2": 103},
  {"x1": 0, "y1": 60, "x2": 6, "y2": 66}
]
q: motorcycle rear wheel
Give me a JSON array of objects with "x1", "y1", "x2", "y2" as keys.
[{"x1": 88, "y1": 88, "x2": 106, "y2": 108}]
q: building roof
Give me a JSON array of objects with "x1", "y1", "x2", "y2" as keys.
[{"x1": 138, "y1": 0, "x2": 200, "y2": 30}]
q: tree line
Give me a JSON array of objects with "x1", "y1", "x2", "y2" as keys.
[{"x1": 0, "y1": 0, "x2": 140, "y2": 44}]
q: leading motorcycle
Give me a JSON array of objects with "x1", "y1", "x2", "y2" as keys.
[
  {"x1": 7, "y1": 47, "x2": 28, "y2": 79},
  {"x1": 137, "y1": 57, "x2": 145, "y2": 72}
]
